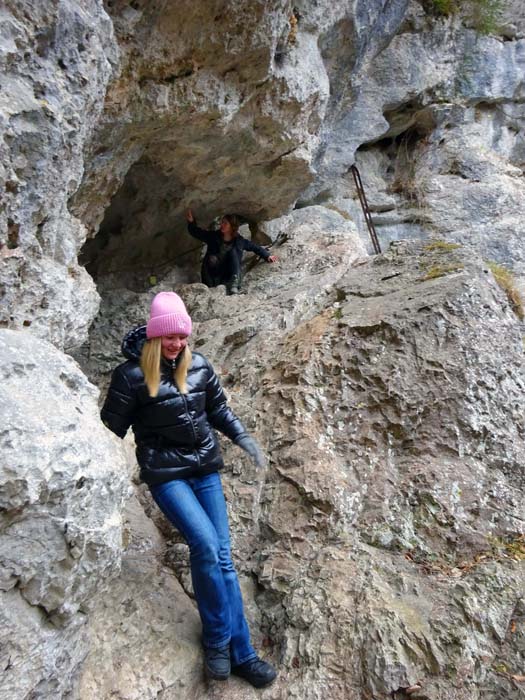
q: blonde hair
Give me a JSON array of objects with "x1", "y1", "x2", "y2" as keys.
[{"x1": 140, "y1": 338, "x2": 192, "y2": 397}]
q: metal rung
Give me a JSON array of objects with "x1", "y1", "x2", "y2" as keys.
[{"x1": 350, "y1": 164, "x2": 381, "y2": 255}]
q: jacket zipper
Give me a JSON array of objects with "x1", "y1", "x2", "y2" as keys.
[{"x1": 172, "y1": 359, "x2": 200, "y2": 467}]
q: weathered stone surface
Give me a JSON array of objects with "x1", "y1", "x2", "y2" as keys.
[
  {"x1": 71, "y1": 0, "x2": 409, "y2": 277},
  {"x1": 3, "y1": 0, "x2": 524, "y2": 347},
  {"x1": 72, "y1": 0, "x2": 523, "y2": 279},
  {"x1": 2, "y1": 1, "x2": 525, "y2": 698},
  {"x1": 78, "y1": 493, "x2": 204, "y2": 699},
  {"x1": 0, "y1": 1, "x2": 118, "y2": 348},
  {"x1": 0, "y1": 329, "x2": 128, "y2": 699},
  {"x1": 219, "y1": 239, "x2": 525, "y2": 700},
  {"x1": 312, "y1": 4, "x2": 525, "y2": 268},
  {"x1": 311, "y1": 4, "x2": 525, "y2": 182},
  {"x1": 81, "y1": 210, "x2": 524, "y2": 699}
]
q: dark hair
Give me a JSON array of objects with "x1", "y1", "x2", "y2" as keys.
[{"x1": 221, "y1": 214, "x2": 240, "y2": 235}]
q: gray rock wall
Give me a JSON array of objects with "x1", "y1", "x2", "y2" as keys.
[
  {"x1": 67, "y1": 0, "x2": 524, "y2": 285},
  {"x1": 1, "y1": 1, "x2": 525, "y2": 698},
  {"x1": 3, "y1": 0, "x2": 524, "y2": 337},
  {"x1": 78, "y1": 493, "x2": 204, "y2": 699},
  {"x1": 0, "y1": 1, "x2": 118, "y2": 348},
  {"x1": 0, "y1": 329, "x2": 128, "y2": 699},
  {"x1": 78, "y1": 212, "x2": 525, "y2": 700},
  {"x1": 71, "y1": 0, "x2": 409, "y2": 278},
  {"x1": 317, "y1": 2, "x2": 525, "y2": 267}
]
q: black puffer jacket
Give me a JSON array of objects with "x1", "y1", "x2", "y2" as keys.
[{"x1": 101, "y1": 326, "x2": 248, "y2": 485}]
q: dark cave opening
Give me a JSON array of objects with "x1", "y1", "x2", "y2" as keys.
[
  {"x1": 76, "y1": 148, "x2": 275, "y2": 294},
  {"x1": 78, "y1": 159, "x2": 203, "y2": 291}
]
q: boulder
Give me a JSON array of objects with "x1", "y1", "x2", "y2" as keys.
[{"x1": 0, "y1": 329, "x2": 128, "y2": 699}]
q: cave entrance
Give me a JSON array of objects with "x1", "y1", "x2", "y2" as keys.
[{"x1": 78, "y1": 158, "x2": 202, "y2": 292}]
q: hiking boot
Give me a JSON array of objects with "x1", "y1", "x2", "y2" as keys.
[
  {"x1": 226, "y1": 274, "x2": 241, "y2": 295},
  {"x1": 231, "y1": 656, "x2": 277, "y2": 688},
  {"x1": 204, "y1": 644, "x2": 230, "y2": 680}
]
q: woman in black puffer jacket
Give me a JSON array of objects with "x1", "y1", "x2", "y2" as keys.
[{"x1": 101, "y1": 291, "x2": 277, "y2": 689}]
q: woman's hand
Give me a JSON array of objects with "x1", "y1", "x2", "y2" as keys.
[
  {"x1": 267, "y1": 255, "x2": 278, "y2": 263},
  {"x1": 186, "y1": 208, "x2": 194, "y2": 223},
  {"x1": 235, "y1": 435, "x2": 267, "y2": 468}
]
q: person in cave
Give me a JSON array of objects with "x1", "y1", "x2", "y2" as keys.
[
  {"x1": 186, "y1": 209, "x2": 277, "y2": 294},
  {"x1": 100, "y1": 291, "x2": 277, "y2": 689}
]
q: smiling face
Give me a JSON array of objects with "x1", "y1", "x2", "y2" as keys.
[{"x1": 160, "y1": 334, "x2": 188, "y2": 361}]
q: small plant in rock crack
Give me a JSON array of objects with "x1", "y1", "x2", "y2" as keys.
[
  {"x1": 486, "y1": 260, "x2": 524, "y2": 321},
  {"x1": 423, "y1": 240, "x2": 462, "y2": 253},
  {"x1": 420, "y1": 263, "x2": 465, "y2": 281},
  {"x1": 425, "y1": 0, "x2": 504, "y2": 34}
]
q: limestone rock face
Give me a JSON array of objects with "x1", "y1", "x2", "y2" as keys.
[
  {"x1": 3, "y1": 0, "x2": 525, "y2": 347},
  {"x1": 0, "y1": 329, "x2": 128, "y2": 700},
  {"x1": 78, "y1": 493, "x2": 204, "y2": 700},
  {"x1": 314, "y1": 4, "x2": 525, "y2": 269},
  {"x1": 0, "y1": 0, "x2": 118, "y2": 348},
  {"x1": 254, "y1": 240, "x2": 525, "y2": 700},
  {"x1": 71, "y1": 0, "x2": 409, "y2": 277},
  {"x1": 71, "y1": 0, "x2": 524, "y2": 283},
  {"x1": 2, "y1": 1, "x2": 525, "y2": 698},
  {"x1": 81, "y1": 211, "x2": 524, "y2": 700}
]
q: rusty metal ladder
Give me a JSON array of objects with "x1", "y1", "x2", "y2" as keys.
[{"x1": 350, "y1": 164, "x2": 381, "y2": 255}]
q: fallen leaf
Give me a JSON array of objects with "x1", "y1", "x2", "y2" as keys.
[{"x1": 511, "y1": 675, "x2": 525, "y2": 682}]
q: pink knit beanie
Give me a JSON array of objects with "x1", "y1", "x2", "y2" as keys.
[{"x1": 146, "y1": 292, "x2": 192, "y2": 339}]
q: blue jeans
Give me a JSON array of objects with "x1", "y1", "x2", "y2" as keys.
[{"x1": 150, "y1": 472, "x2": 256, "y2": 666}]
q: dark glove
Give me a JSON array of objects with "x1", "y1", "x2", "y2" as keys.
[{"x1": 235, "y1": 435, "x2": 267, "y2": 468}]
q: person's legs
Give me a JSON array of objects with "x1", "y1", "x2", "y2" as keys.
[
  {"x1": 149, "y1": 478, "x2": 231, "y2": 650},
  {"x1": 217, "y1": 248, "x2": 242, "y2": 294},
  {"x1": 201, "y1": 255, "x2": 221, "y2": 287},
  {"x1": 191, "y1": 472, "x2": 257, "y2": 666}
]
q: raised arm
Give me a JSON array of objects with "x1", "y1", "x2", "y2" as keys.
[{"x1": 186, "y1": 208, "x2": 216, "y2": 244}]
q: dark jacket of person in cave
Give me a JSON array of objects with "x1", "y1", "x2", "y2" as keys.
[{"x1": 186, "y1": 209, "x2": 277, "y2": 295}]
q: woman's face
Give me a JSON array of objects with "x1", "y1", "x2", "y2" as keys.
[
  {"x1": 161, "y1": 334, "x2": 188, "y2": 361},
  {"x1": 220, "y1": 218, "x2": 233, "y2": 237}
]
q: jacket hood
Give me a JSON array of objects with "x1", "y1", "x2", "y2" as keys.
[{"x1": 122, "y1": 325, "x2": 147, "y2": 361}]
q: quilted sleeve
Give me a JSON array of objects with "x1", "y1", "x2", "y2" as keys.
[{"x1": 100, "y1": 365, "x2": 138, "y2": 438}]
